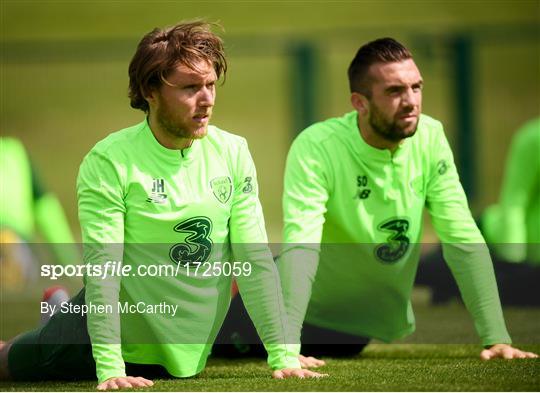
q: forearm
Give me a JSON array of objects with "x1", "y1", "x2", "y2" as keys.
[
  {"x1": 85, "y1": 268, "x2": 125, "y2": 383},
  {"x1": 277, "y1": 246, "x2": 319, "y2": 347},
  {"x1": 234, "y1": 245, "x2": 301, "y2": 369},
  {"x1": 442, "y1": 243, "x2": 511, "y2": 345}
]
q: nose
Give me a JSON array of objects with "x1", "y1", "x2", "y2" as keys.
[
  {"x1": 402, "y1": 87, "x2": 419, "y2": 109},
  {"x1": 198, "y1": 86, "x2": 215, "y2": 107}
]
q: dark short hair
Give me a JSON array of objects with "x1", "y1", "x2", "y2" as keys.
[
  {"x1": 347, "y1": 37, "x2": 412, "y2": 96},
  {"x1": 128, "y1": 21, "x2": 227, "y2": 112}
]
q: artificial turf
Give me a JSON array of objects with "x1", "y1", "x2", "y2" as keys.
[
  {"x1": 1, "y1": 295, "x2": 539, "y2": 391},
  {"x1": 1, "y1": 344, "x2": 539, "y2": 391}
]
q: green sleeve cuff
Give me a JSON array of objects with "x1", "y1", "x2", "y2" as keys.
[
  {"x1": 481, "y1": 334, "x2": 512, "y2": 348},
  {"x1": 266, "y1": 344, "x2": 301, "y2": 370},
  {"x1": 92, "y1": 343, "x2": 126, "y2": 383}
]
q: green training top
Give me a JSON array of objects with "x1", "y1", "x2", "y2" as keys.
[
  {"x1": 0, "y1": 137, "x2": 77, "y2": 265},
  {"x1": 278, "y1": 111, "x2": 511, "y2": 348},
  {"x1": 482, "y1": 117, "x2": 540, "y2": 264},
  {"x1": 77, "y1": 119, "x2": 299, "y2": 384}
]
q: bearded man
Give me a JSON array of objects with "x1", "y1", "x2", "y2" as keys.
[
  {"x1": 275, "y1": 37, "x2": 537, "y2": 362},
  {"x1": 0, "y1": 21, "x2": 324, "y2": 390}
]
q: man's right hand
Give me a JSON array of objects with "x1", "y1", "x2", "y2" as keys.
[{"x1": 97, "y1": 376, "x2": 154, "y2": 390}]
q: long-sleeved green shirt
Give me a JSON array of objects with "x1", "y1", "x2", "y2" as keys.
[
  {"x1": 77, "y1": 119, "x2": 299, "y2": 383},
  {"x1": 482, "y1": 117, "x2": 540, "y2": 264},
  {"x1": 0, "y1": 137, "x2": 77, "y2": 266},
  {"x1": 278, "y1": 111, "x2": 511, "y2": 350}
]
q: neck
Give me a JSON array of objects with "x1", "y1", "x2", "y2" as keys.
[
  {"x1": 357, "y1": 114, "x2": 400, "y2": 153},
  {"x1": 147, "y1": 114, "x2": 193, "y2": 150}
]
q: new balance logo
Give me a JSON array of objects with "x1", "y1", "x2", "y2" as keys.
[{"x1": 147, "y1": 178, "x2": 168, "y2": 204}]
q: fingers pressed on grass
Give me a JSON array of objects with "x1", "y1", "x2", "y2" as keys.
[
  {"x1": 480, "y1": 350, "x2": 492, "y2": 360},
  {"x1": 139, "y1": 377, "x2": 154, "y2": 386},
  {"x1": 299, "y1": 354, "x2": 326, "y2": 368},
  {"x1": 125, "y1": 377, "x2": 141, "y2": 387},
  {"x1": 117, "y1": 381, "x2": 131, "y2": 389}
]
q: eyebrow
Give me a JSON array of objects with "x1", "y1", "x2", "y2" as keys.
[
  {"x1": 164, "y1": 73, "x2": 217, "y2": 88},
  {"x1": 384, "y1": 79, "x2": 424, "y2": 91}
]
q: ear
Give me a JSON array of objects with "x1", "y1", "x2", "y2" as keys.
[
  {"x1": 351, "y1": 92, "x2": 369, "y2": 116},
  {"x1": 143, "y1": 87, "x2": 158, "y2": 107}
]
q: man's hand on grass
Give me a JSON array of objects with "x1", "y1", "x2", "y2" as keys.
[
  {"x1": 97, "y1": 376, "x2": 154, "y2": 390},
  {"x1": 480, "y1": 344, "x2": 538, "y2": 360},
  {"x1": 298, "y1": 354, "x2": 326, "y2": 368},
  {"x1": 272, "y1": 368, "x2": 328, "y2": 379}
]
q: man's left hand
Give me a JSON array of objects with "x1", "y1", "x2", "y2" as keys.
[{"x1": 480, "y1": 344, "x2": 538, "y2": 360}]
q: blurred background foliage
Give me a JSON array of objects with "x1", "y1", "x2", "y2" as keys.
[{"x1": 1, "y1": 0, "x2": 539, "y2": 242}]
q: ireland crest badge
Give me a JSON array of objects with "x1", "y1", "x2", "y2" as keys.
[{"x1": 210, "y1": 176, "x2": 232, "y2": 204}]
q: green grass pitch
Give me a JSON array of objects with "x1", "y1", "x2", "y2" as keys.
[
  {"x1": 1, "y1": 345, "x2": 539, "y2": 391},
  {"x1": 1, "y1": 293, "x2": 539, "y2": 391}
]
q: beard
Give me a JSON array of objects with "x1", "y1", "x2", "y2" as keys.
[
  {"x1": 368, "y1": 102, "x2": 419, "y2": 143},
  {"x1": 155, "y1": 103, "x2": 209, "y2": 140}
]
